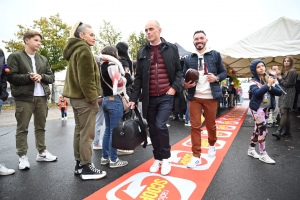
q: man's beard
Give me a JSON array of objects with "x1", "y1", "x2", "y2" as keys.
[{"x1": 194, "y1": 42, "x2": 206, "y2": 50}]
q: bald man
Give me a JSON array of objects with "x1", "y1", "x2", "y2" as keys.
[{"x1": 129, "y1": 20, "x2": 182, "y2": 176}]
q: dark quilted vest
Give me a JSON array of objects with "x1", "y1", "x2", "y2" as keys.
[{"x1": 149, "y1": 45, "x2": 170, "y2": 96}]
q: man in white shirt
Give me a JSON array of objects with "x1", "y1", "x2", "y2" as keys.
[
  {"x1": 7, "y1": 30, "x2": 57, "y2": 171},
  {"x1": 183, "y1": 30, "x2": 227, "y2": 168}
]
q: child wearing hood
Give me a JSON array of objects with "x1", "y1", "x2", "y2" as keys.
[{"x1": 248, "y1": 59, "x2": 282, "y2": 164}]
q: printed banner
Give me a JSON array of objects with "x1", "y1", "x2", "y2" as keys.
[{"x1": 85, "y1": 106, "x2": 248, "y2": 200}]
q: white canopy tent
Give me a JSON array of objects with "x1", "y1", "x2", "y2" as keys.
[{"x1": 220, "y1": 17, "x2": 300, "y2": 78}]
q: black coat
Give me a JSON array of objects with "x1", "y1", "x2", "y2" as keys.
[
  {"x1": 174, "y1": 90, "x2": 186, "y2": 113},
  {"x1": 0, "y1": 49, "x2": 9, "y2": 102},
  {"x1": 130, "y1": 38, "x2": 182, "y2": 118}
]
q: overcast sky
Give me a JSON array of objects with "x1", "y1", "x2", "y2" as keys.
[{"x1": 0, "y1": 0, "x2": 299, "y2": 58}]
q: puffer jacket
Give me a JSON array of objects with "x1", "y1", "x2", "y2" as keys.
[
  {"x1": 7, "y1": 50, "x2": 54, "y2": 101},
  {"x1": 249, "y1": 61, "x2": 282, "y2": 111},
  {"x1": 130, "y1": 37, "x2": 182, "y2": 118},
  {"x1": 62, "y1": 38, "x2": 101, "y2": 103}
]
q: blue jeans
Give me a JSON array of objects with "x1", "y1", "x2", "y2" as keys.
[
  {"x1": 220, "y1": 97, "x2": 227, "y2": 106},
  {"x1": 185, "y1": 98, "x2": 190, "y2": 123},
  {"x1": 147, "y1": 94, "x2": 174, "y2": 160},
  {"x1": 61, "y1": 108, "x2": 67, "y2": 118},
  {"x1": 93, "y1": 105, "x2": 104, "y2": 145},
  {"x1": 102, "y1": 95, "x2": 123, "y2": 162}
]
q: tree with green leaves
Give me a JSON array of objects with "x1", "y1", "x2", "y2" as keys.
[
  {"x1": 97, "y1": 20, "x2": 122, "y2": 50},
  {"x1": 2, "y1": 13, "x2": 71, "y2": 102},
  {"x1": 127, "y1": 31, "x2": 147, "y2": 60}
]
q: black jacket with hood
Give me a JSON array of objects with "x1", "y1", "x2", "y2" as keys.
[
  {"x1": 0, "y1": 49, "x2": 8, "y2": 102},
  {"x1": 116, "y1": 42, "x2": 134, "y2": 88}
]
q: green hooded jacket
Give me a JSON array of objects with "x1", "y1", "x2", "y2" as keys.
[{"x1": 62, "y1": 38, "x2": 101, "y2": 103}]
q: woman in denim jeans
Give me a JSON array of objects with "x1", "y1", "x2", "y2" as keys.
[{"x1": 97, "y1": 46, "x2": 130, "y2": 168}]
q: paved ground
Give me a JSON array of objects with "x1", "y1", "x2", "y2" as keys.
[
  {"x1": 0, "y1": 105, "x2": 74, "y2": 127},
  {"x1": 1, "y1": 100, "x2": 300, "y2": 200}
]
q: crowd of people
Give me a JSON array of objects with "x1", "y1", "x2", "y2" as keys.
[
  {"x1": 0, "y1": 20, "x2": 299, "y2": 179},
  {"x1": 220, "y1": 82, "x2": 243, "y2": 108}
]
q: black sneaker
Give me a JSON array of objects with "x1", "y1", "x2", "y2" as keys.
[
  {"x1": 74, "y1": 160, "x2": 83, "y2": 175},
  {"x1": 80, "y1": 163, "x2": 106, "y2": 180}
]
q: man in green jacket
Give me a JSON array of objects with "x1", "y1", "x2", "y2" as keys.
[{"x1": 7, "y1": 30, "x2": 57, "y2": 171}]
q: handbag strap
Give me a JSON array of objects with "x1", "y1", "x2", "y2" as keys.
[
  {"x1": 99, "y1": 64, "x2": 124, "y2": 99},
  {"x1": 133, "y1": 107, "x2": 148, "y2": 148},
  {"x1": 99, "y1": 65, "x2": 113, "y2": 90}
]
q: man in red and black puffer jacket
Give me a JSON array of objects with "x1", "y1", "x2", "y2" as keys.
[{"x1": 129, "y1": 20, "x2": 182, "y2": 176}]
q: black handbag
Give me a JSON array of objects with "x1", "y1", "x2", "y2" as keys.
[{"x1": 112, "y1": 107, "x2": 148, "y2": 150}]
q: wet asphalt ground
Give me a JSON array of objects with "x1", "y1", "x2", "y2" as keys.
[{"x1": 0, "y1": 100, "x2": 300, "y2": 200}]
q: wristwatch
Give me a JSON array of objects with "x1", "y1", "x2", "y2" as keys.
[{"x1": 215, "y1": 76, "x2": 220, "y2": 82}]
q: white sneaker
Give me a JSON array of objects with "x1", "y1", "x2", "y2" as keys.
[
  {"x1": 61, "y1": 118, "x2": 64, "y2": 120},
  {"x1": 141, "y1": 137, "x2": 152, "y2": 146},
  {"x1": 0, "y1": 164, "x2": 15, "y2": 175},
  {"x1": 93, "y1": 143, "x2": 102, "y2": 150},
  {"x1": 161, "y1": 158, "x2": 171, "y2": 176},
  {"x1": 185, "y1": 122, "x2": 191, "y2": 126},
  {"x1": 36, "y1": 150, "x2": 57, "y2": 162},
  {"x1": 247, "y1": 149, "x2": 260, "y2": 159},
  {"x1": 208, "y1": 145, "x2": 216, "y2": 157},
  {"x1": 186, "y1": 156, "x2": 201, "y2": 168},
  {"x1": 259, "y1": 153, "x2": 276, "y2": 164},
  {"x1": 19, "y1": 155, "x2": 30, "y2": 170},
  {"x1": 117, "y1": 149, "x2": 134, "y2": 155},
  {"x1": 64, "y1": 117, "x2": 67, "y2": 120},
  {"x1": 149, "y1": 160, "x2": 161, "y2": 173}
]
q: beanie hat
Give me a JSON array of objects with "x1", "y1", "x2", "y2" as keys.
[{"x1": 69, "y1": 21, "x2": 82, "y2": 38}]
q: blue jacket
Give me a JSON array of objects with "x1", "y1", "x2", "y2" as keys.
[
  {"x1": 182, "y1": 50, "x2": 227, "y2": 100},
  {"x1": 249, "y1": 62, "x2": 282, "y2": 111}
]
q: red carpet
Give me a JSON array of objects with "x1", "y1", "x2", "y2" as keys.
[{"x1": 85, "y1": 106, "x2": 248, "y2": 200}]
